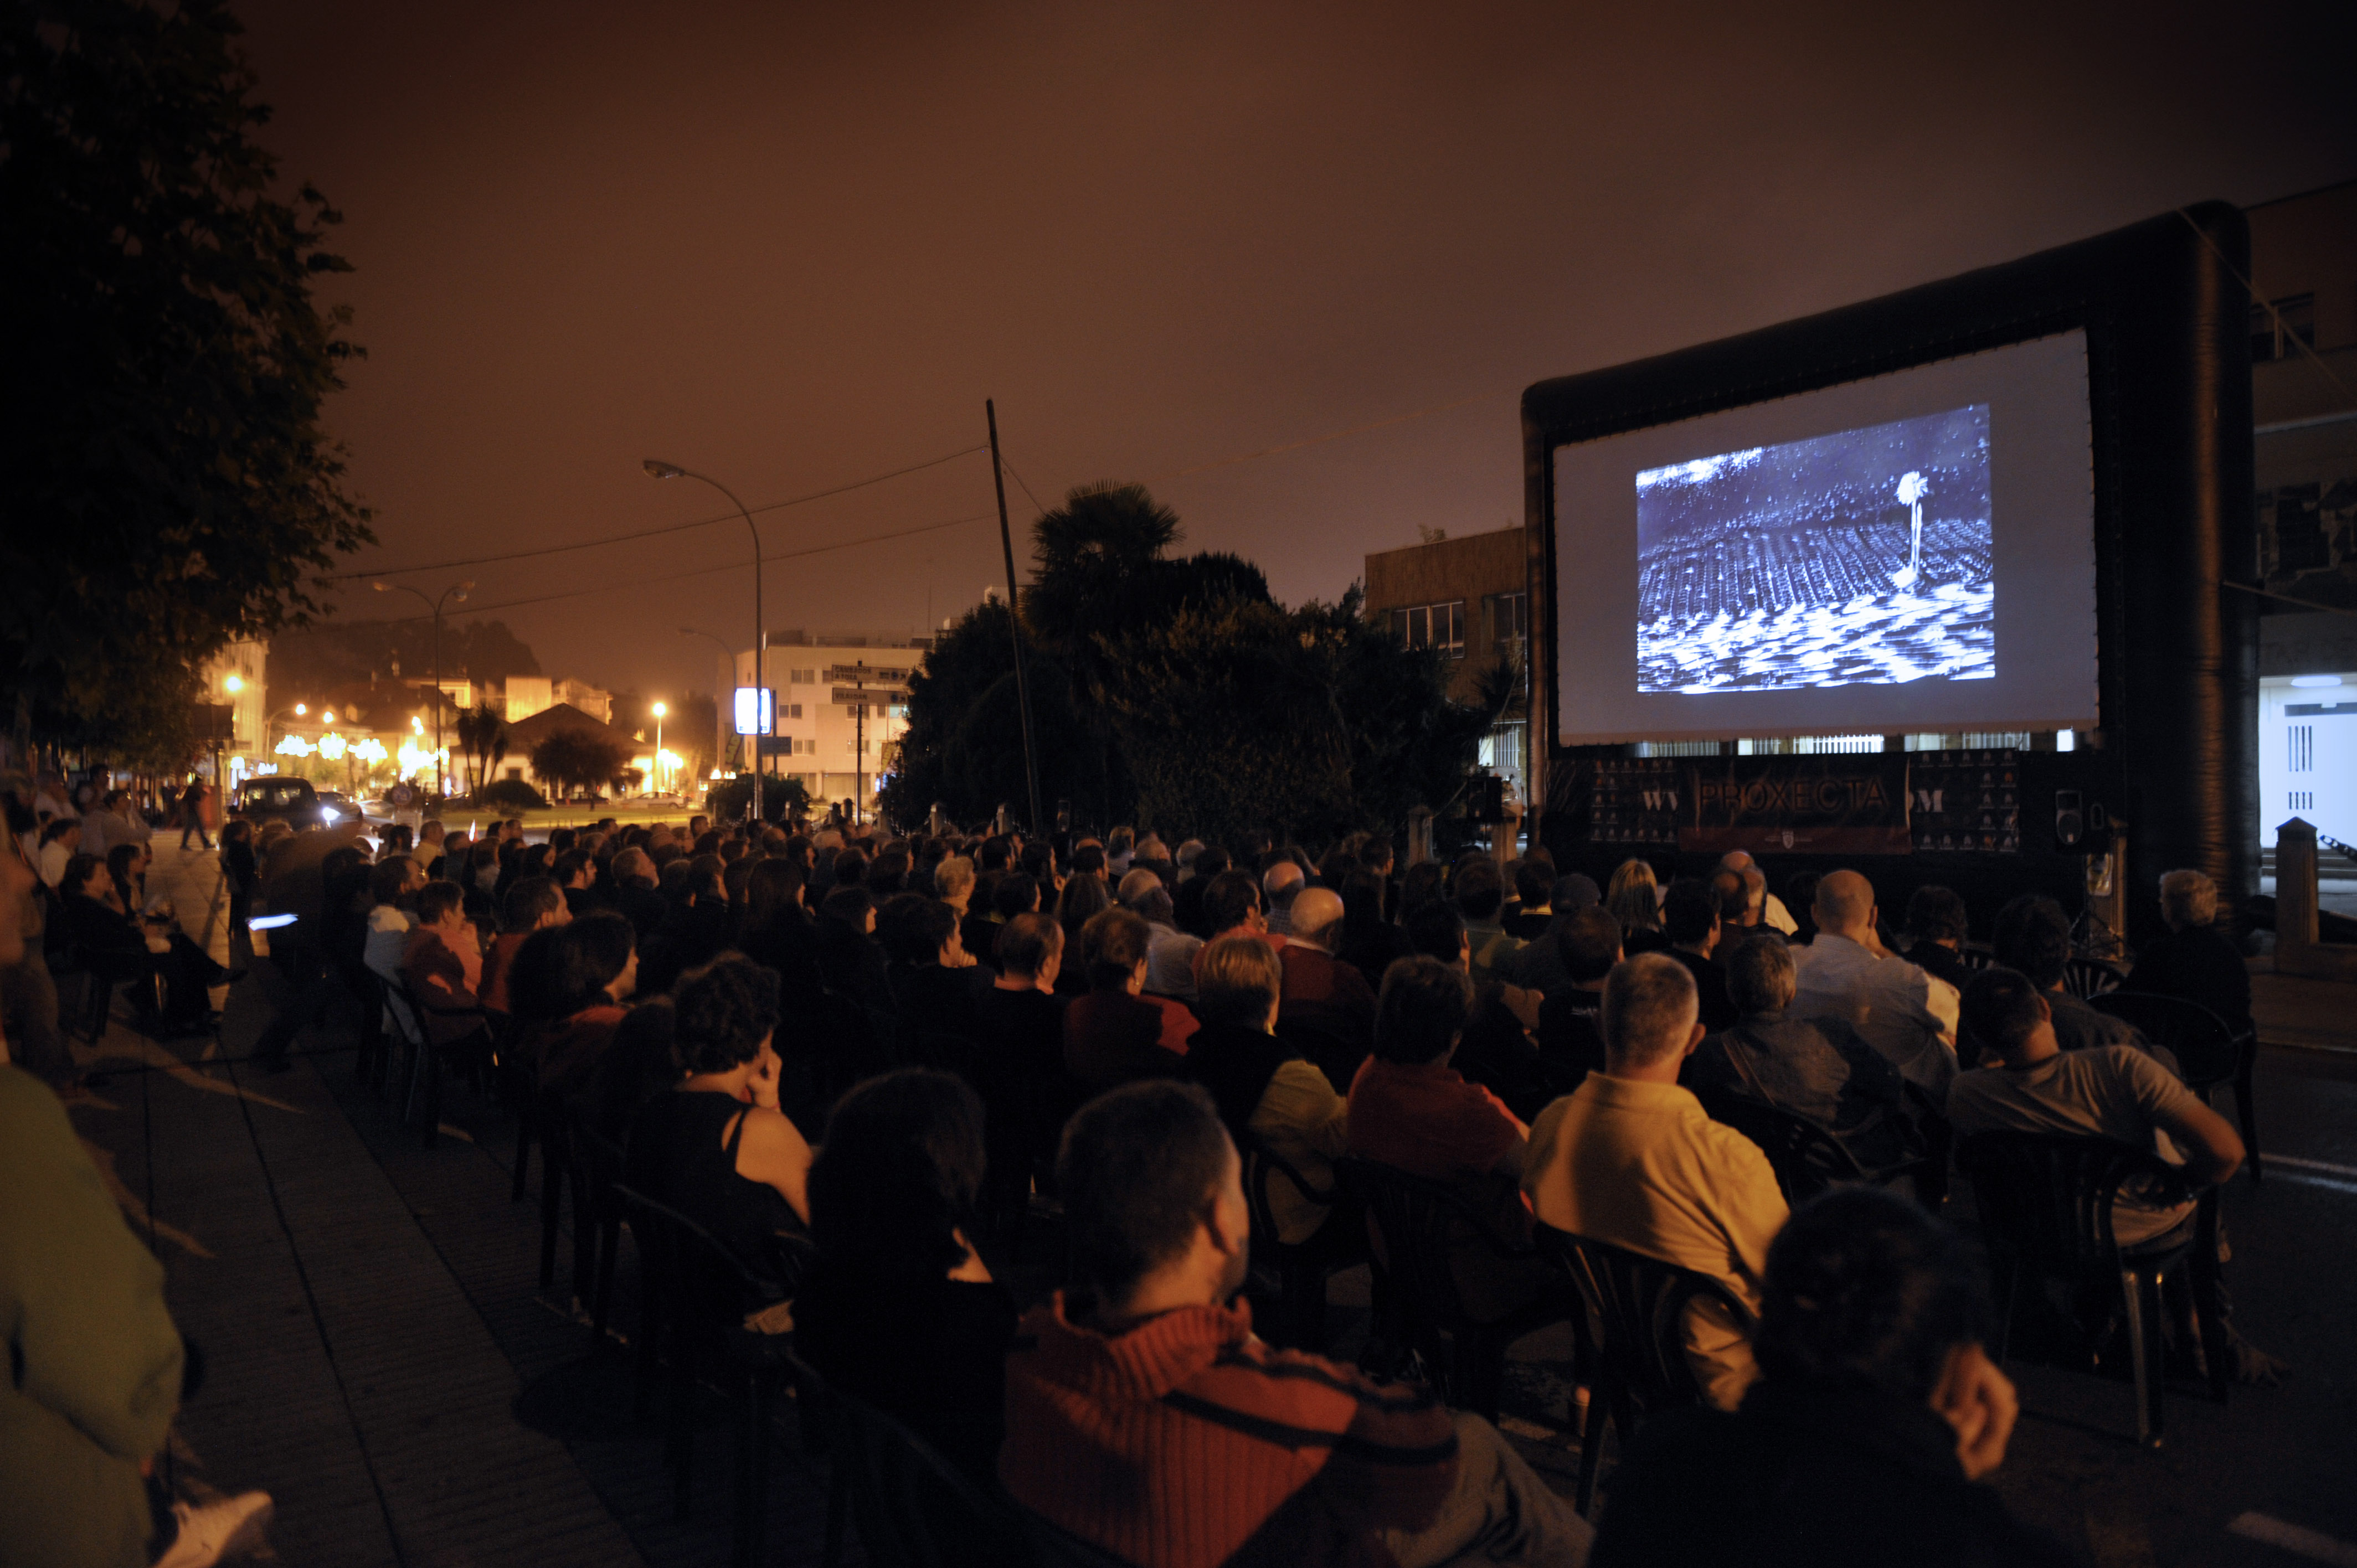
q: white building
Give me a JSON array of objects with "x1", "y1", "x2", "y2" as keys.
[
  {"x1": 194, "y1": 638, "x2": 269, "y2": 785},
  {"x1": 730, "y1": 630, "x2": 929, "y2": 814}
]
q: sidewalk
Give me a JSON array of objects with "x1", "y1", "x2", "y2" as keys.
[{"x1": 57, "y1": 974, "x2": 833, "y2": 1566}]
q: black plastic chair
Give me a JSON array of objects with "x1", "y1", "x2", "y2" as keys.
[
  {"x1": 610, "y1": 1183, "x2": 798, "y2": 1567},
  {"x1": 1335, "y1": 1156, "x2": 1570, "y2": 1421},
  {"x1": 1955, "y1": 1131, "x2": 2229, "y2": 1447},
  {"x1": 2063, "y1": 956, "x2": 2125, "y2": 1000},
  {"x1": 569, "y1": 1122, "x2": 629, "y2": 1344},
  {"x1": 536, "y1": 1094, "x2": 575, "y2": 1292},
  {"x1": 807, "y1": 1361, "x2": 1037, "y2": 1568},
  {"x1": 1692, "y1": 1090, "x2": 1868, "y2": 1206},
  {"x1": 1241, "y1": 1140, "x2": 1354, "y2": 1351},
  {"x1": 397, "y1": 978, "x2": 493, "y2": 1149},
  {"x1": 2088, "y1": 991, "x2": 2262, "y2": 1182},
  {"x1": 1533, "y1": 1226, "x2": 1756, "y2": 1518}
]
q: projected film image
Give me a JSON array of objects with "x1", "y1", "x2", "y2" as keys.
[{"x1": 1635, "y1": 404, "x2": 1993, "y2": 693}]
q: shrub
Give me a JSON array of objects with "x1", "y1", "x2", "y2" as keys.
[{"x1": 478, "y1": 778, "x2": 549, "y2": 810}]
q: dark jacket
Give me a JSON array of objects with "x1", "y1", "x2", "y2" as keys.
[
  {"x1": 1666, "y1": 946, "x2": 1740, "y2": 1033},
  {"x1": 1686, "y1": 1009, "x2": 1918, "y2": 1173},
  {"x1": 2123, "y1": 924, "x2": 2252, "y2": 1038},
  {"x1": 1535, "y1": 987, "x2": 1608, "y2": 1098},
  {"x1": 1593, "y1": 1380, "x2": 2078, "y2": 1568}
]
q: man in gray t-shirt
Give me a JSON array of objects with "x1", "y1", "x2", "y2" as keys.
[{"x1": 1949, "y1": 967, "x2": 2240, "y2": 1247}]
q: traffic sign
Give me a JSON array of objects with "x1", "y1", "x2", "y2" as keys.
[
  {"x1": 833, "y1": 687, "x2": 908, "y2": 706},
  {"x1": 823, "y1": 664, "x2": 912, "y2": 685}
]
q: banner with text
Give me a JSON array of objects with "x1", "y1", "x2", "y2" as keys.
[{"x1": 1682, "y1": 756, "x2": 1911, "y2": 855}]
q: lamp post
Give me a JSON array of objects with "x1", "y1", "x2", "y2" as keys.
[
  {"x1": 646, "y1": 463, "x2": 762, "y2": 826},
  {"x1": 681, "y1": 627, "x2": 734, "y2": 800},
  {"x1": 651, "y1": 701, "x2": 667, "y2": 796},
  {"x1": 372, "y1": 579, "x2": 475, "y2": 799}
]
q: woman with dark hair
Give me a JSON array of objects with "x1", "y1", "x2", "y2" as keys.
[
  {"x1": 641, "y1": 852, "x2": 733, "y2": 996},
  {"x1": 512, "y1": 913, "x2": 638, "y2": 1100},
  {"x1": 629, "y1": 954, "x2": 814, "y2": 1304},
  {"x1": 794, "y1": 1068, "x2": 1017, "y2": 1484},
  {"x1": 104, "y1": 842, "x2": 149, "y2": 914},
  {"x1": 1395, "y1": 858, "x2": 1445, "y2": 922},
  {"x1": 737, "y1": 857, "x2": 819, "y2": 988},
  {"x1": 1052, "y1": 873, "x2": 1111, "y2": 998},
  {"x1": 1061, "y1": 907, "x2": 1191, "y2": 1095}
]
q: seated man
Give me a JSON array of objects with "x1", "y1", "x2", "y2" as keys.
[
  {"x1": 1347, "y1": 955, "x2": 1552, "y2": 1323},
  {"x1": 1687, "y1": 935, "x2": 1919, "y2": 1177},
  {"x1": 1592, "y1": 1187, "x2": 2072, "y2": 1567},
  {"x1": 1901, "y1": 884, "x2": 1972, "y2": 990},
  {"x1": 877, "y1": 892, "x2": 986, "y2": 1059},
  {"x1": 1660, "y1": 879, "x2": 1738, "y2": 1034},
  {"x1": 1187, "y1": 933, "x2": 1351, "y2": 1250},
  {"x1": 1002, "y1": 1079, "x2": 1592, "y2": 1568},
  {"x1": 1505, "y1": 873, "x2": 1602, "y2": 993},
  {"x1": 1523, "y1": 953, "x2": 1789, "y2": 1409},
  {"x1": 1262, "y1": 859, "x2": 1306, "y2": 936},
  {"x1": 1195, "y1": 868, "x2": 1282, "y2": 986},
  {"x1": 1063, "y1": 907, "x2": 1192, "y2": 1095},
  {"x1": 1274, "y1": 886, "x2": 1378, "y2": 1085},
  {"x1": 1455, "y1": 859, "x2": 1525, "y2": 991},
  {"x1": 1119, "y1": 868, "x2": 1204, "y2": 1000},
  {"x1": 1789, "y1": 870, "x2": 1958, "y2": 1101},
  {"x1": 1991, "y1": 894, "x2": 2172, "y2": 1071},
  {"x1": 1947, "y1": 967, "x2": 2277, "y2": 1381},
  {"x1": 1718, "y1": 850, "x2": 1797, "y2": 935},
  {"x1": 2123, "y1": 869, "x2": 2252, "y2": 1040},
  {"x1": 1534, "y1": 905, "x2": 1621, "y2": 1097}
]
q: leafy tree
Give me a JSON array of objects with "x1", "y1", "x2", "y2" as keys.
[
  {"x1": 453, "y1": 704, "x2": 509, "y2": 797},
  {"x1": 1, "y1": 0, "x2": 372, "y2": 758},
  {"x1": 528, "y1": 729, "x2": 626, "y2": 801}
]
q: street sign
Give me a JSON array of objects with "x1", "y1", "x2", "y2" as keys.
[
  {"x1": 822, "y1": 664, "x2": 912, "y2": 685},
  {"x1": 732, "y1": 687, "x2": 775, "y2": 736},
  {"x1": 833, "y1": 687, "x2": 908, "y2": 706}
]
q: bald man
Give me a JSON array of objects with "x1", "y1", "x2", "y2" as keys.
[
  {"x1": 1277, "y1": 885, "x2": 1378, "y2": 1082},
  {"x1": 1717, "y1": 850, "x2": 1798, "y2": 935},
  {"x1": 1262, "y1": 860, "x2": 1306, "y2": 935},
  {"x1": 1790, "y1": 869, "x2": 1959, "y2": 1101}
]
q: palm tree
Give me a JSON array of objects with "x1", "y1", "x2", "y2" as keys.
[
  {"x1": 454, "y1": 703, "x2": 509, "y2": 797},
  {"x1": 1024, "y1": 482, "x2": 1182, "y2": 658},
  {"x1": 528, "y1": 729, "x2": 626, "y2": 801}
]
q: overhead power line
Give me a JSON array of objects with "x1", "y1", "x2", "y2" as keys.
[
  {"x1": 364, "y1": 509, "x2": 1000, "y2": 625},
  {"x1": 332, "y1": 444, "x2": 987, "y2": 580}
]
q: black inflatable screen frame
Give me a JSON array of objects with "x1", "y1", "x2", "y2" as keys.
[{"x1": 1522, "y1": 203, "x2": 2258, "y2": 905}]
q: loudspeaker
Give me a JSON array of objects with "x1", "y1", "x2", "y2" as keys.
[
  {"x1": 2054, "y1": 790, "x2": 2083, "y2": 852},
  {"x1": 1467, "y1": 774, "x2": 1506, "y2": 824}
]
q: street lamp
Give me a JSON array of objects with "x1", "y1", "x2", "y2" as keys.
[
  {"x1": 647, "y1": 462, "x2": 761, "y2": 826},
  {"x1": 373, "y1": 577, "x2": 475, "y2": 798},
  {"x1": 651, "y1": 701, "x2": 667, "y2": 795}
]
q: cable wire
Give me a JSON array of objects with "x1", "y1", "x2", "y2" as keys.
[{"x1": 333, "y1": 445, "x2": 987, "y2": 580}]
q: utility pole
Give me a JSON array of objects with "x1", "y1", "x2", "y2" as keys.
[{"x1": 986, "y1": 399, "x2": 1044, "y2": 834}]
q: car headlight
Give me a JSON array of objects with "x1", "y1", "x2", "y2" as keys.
[{"x1": 321, "y1": 806, "x2": 334, "y2": 821}]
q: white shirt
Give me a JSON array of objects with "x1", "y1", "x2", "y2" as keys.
[
  {"x1": 35, "y1": 840, "x2": 73, "y2": 889},
  {"x1": 1789, "y1": 931, "x2": 1959, "y2": 1101},
  {"x1": 364, "y1": 905, "x2": 415, "y2": 987},
  {"x1": 1143, "y1": 920, "x2": 1203, "y2": 999},
  {"x1": 1761, "y1": 893, "x2": 1798, "y2": 936}
]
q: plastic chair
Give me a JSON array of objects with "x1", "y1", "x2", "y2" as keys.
[
  {"x1": 610, "y1": 1183, "x2": 799, "y2": 1567},
  {"x1": 806, "y1": 1361, "x2": 1036, "y2": 1568},
  {"x1": 569, "y1": 1122, "x2": 629, "y2": 1344},
  {"x1": 1335, "y1": 1156, "x2": 1570, "y2": 1421},
  {"x1": 2062, "y1": 956, "x2": 2125, "y2": 999},
  {"x1": 536, "y1": 1095, "x2": 574, "y2": 1292},
  {"x1": 397, "y1": 978, "x2": 493, "y2": 1148},
  {"x1": 2088, "y1": 991, "x2": 2262, "y2": 1182},
  {"x1": 1955, "y1": 1131, "x2": 2229, "y2": 1447},
  {"x1": 1692, "y1": 1090, "x2": 1870, "y2": 1206},
  {"x1": 1242, "y1": 1140, "x2": 1354, "y2": 1350},
  {"x1": 1533, "y1": 1226, "x2": 1756, "y2": 1518}
]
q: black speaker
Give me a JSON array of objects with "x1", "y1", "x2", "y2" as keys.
[
  {"x1": 2054, "y1": 790, "x2": 2083, "y2": 852},
  {"x1": 1467, "y1": 773, "x2": 1506, "y2": 824}
]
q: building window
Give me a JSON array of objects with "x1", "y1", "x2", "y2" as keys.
[
  {"x1": 2250, "y1": 293, "x2": 2315, "y2": 363},
  {"x1": 1390, "y1": 600, "x2": 1465, "y2": 657},
  {"x1": 1485, "y1": 591, "x2": 1528, "y2": 659},
  {"x1": 783, "y1": 703, "x2": 804, "y2": 720},
  {"x1": 2290, "y1": 725, "x2": 2314, "y2": 772},
  {"x1": 785, "y1": 667, "x2": 816, "y2": 685},
  {"x1": 2290, "y1": 790, "x2": 2314, "y2": 813}
]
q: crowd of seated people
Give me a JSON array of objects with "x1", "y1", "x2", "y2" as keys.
[{"x1": 25, "y1": 777, "x2": 2294, "y2": 1565}]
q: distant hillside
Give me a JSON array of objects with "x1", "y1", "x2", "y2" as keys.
[{"x1": 268, "y1": 617, "x2": 543, "y2": 703}]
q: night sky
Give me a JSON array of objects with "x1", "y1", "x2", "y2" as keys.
[{"x1": 235, "y1": 0, "x2": 2357, "y2": 702}]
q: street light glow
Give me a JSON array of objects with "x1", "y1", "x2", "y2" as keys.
[
  {"x1": 224, "y1": 674, "x2": 244, "y2": 693},
  {"x1": 295, "y1": 703, "x2": 307, "y2": 715},
  {"x1": 652, "y1": 701, "x2": 667, "y2": 718}
]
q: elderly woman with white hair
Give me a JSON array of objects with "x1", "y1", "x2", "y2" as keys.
[{"x1": 2124, "y1": 868, "x2": 2253, "y2": 1039}]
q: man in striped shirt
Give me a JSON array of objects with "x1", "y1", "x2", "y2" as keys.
[{"x1": 1002, "y1": 1080, "x2": 1591, "y2": 1568}]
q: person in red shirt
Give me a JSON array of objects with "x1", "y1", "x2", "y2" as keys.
[
  {"x1": 1277, "y1": 886, "x2": 1379, "y2": 1087},
  {"x1": 1002, "y1": 1080, "x2": 1591, "y2": 1568},
  {"x1": 1063, "y1": 907, "x2": 1193, "y2": 1095},
  {"x1": 1346, "y1": 955, "x2": 1557, "y2": 1324},
  {"x1": 480, "y1": 874, "x2": 568, "y2": 1016},
  {"x1": 400, "y1": 881, "x2": 490, "y2": 1052}
]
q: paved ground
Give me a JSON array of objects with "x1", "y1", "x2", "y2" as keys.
[{"x1": 46, "y1": 957, "x2": 2357, "y2": 1568}]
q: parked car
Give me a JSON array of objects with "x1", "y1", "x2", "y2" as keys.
[
  {"x1": 315, "y1": 790, "x2": 366, "y2": 828},
  {"x1": 230, "y1": 776, "x2": 322, "y2": 828}
]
